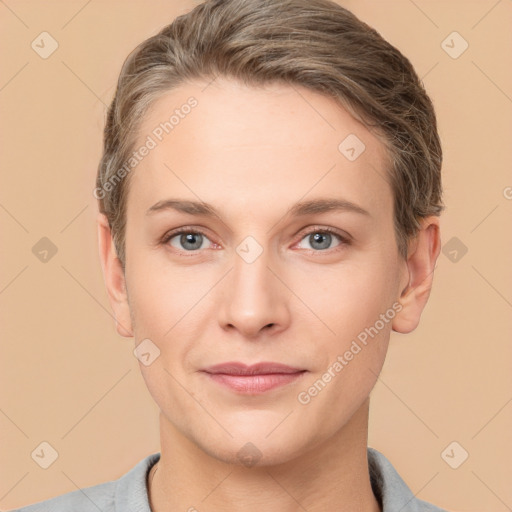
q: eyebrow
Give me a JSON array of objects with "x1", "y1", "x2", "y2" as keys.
[{"x1": 145, "y1": 198, "x2": 370, "y2": 218}]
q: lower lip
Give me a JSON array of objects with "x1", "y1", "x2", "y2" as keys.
[{"x1": 203, "y1": 372, "x2": 306, "y2": 394}]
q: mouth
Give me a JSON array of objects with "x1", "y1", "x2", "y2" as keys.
[{"x1": 200, "y1": 361, "x2": 307, "y2": 394}]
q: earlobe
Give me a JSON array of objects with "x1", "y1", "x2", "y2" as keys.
[
  {"x1": 97, "y1": 212, "x2": 134, "y2": 338},
  {"x1": 392, "y1": 217, "x2": 441, "y2": 334}
]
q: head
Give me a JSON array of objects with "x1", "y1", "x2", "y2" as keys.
[{"x1": 97, "y1": 0, "x2": 443, "y2": 466}]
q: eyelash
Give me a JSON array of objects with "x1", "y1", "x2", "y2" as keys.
[{"x1": 160, "y1": 226, "x2": 351, "y2": 255}]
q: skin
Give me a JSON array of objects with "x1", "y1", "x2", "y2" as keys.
[{"x1": 98, "y1": 77, "x2": 441, "y2": 512}]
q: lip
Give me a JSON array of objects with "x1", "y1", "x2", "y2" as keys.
[
  {"x1": 203, "y1": 361, "x2": 305, "y2": 375},
  {"x1": 201, "y1": 361, "x2": 307, "y2": 394}
]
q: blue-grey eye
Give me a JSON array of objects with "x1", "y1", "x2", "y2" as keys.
[
  {"x1": 169, "y1": 231, "x2": 210, "y2": 251},
  {"x1": 297, "y1": 230, "x2": 344, "y2": 251}
]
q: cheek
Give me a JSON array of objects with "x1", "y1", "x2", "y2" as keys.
[
  {"x1": 312, "y1": 257, "x2": 398, "y2": 342},
  {"x1": 295, "y1": 297, "x2": 393, "y2": 430},
  {"x1": 127, "y1": 263, "x2": 200, "y2": 415},
  {"x1": 126, "y1": 254, "x2": 216, "y2": 402},
  {"x1": 127, "y1": 252, "x2": 204, "y2": 337},
  {"x1": 304, "y1": 253, "x2": 398, "y2": 400}
]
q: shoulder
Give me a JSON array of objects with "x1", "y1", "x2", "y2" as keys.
[
  {"x1": 8, "y1": 452, "x2": 160, "y2": 512},
  {"x1": 367, "y1": 447, "x2": 450, "y2": 512},
  {"x1": 9, "y1": 481, "x2": 116, "y2": 512}
]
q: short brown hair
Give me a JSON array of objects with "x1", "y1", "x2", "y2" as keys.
[{"x1": 96, "y1": 0, "x2": 444, "y2": 269}]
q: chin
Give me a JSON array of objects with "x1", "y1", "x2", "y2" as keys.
[{"x1": 197, "y1": 423, "x2": 316, "y2": 468}]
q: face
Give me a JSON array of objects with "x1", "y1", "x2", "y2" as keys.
[{"x1": 107, "y1": 78, "x2": 414, "y2": 466}]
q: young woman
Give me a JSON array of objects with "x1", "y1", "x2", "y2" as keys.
[{"x1": 13, "y1": 0, "x2": 447, "y2": 510}]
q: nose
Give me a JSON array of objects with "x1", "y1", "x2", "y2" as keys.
[{"x1": 217, "y1": 246, "x2": 291, "y2": 339}]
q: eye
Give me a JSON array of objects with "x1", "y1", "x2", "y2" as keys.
[
  {"x1": 162, "y1": 229, "x2": 215, "y2": 252},
  {"x1": 160, "y1": 226, "x2": 351, "y2": 254},
  {"x1": 295, "y1": 227, "x2": 350, "y2": 252}
]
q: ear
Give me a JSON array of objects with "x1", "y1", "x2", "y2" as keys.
[
  {"x1": 392, "y1": 216, "x2": 441, "y2": 334},
  {"x1": 97, "y1": 212, "x2": 133, "y2": 338}
]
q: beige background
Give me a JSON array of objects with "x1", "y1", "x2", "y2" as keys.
[{"x1": 1, "y1": 1, "x2": 511, "y2": 510}]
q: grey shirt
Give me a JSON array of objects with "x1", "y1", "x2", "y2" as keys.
[{"x1": 10, "y1": 447, "x2": 448, "y2": 511}]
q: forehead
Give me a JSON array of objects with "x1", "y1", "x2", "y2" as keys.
[{"x1": 127, "y1": 78, "x2": 392, "y2": 220}]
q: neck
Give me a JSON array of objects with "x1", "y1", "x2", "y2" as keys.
[{"x1": 149, "y1": 399, "x2": 380, "y2": 512}]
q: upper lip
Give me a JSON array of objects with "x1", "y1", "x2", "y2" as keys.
[{"x1": 202, "y1": 362, "x2": 305, "y2": 375}]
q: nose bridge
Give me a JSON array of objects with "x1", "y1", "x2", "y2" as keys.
[{"x1": 218, "y1": 238, "x2": 289, "y2": 337}]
